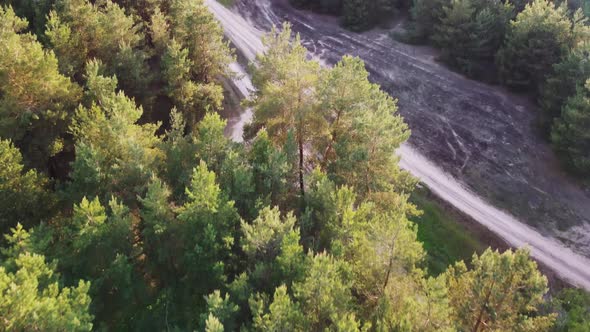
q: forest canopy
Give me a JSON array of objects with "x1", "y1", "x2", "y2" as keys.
[{"x1": 0, "y1": 0, "x2": 587, "y2": 331}]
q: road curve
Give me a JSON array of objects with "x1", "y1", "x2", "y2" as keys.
[{"x1": 205, "y1": 0, "x2": 590, "y2": 290}]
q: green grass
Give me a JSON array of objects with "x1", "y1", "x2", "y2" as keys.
[
  {"x1": 410, "y1": 187, "x2": 486, "y2": 276},
  {"x1": 216, "y1": 0, "x2": 234, "y2": 8}
]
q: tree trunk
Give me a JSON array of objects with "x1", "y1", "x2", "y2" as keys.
[
  {"x1": 298, "y1": 133, "x2": 305, "y2": 197},
  {"x1": 472, "y1": 280, "x2": 495, "y2": 332}
]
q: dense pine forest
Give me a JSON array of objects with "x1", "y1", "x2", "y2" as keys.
[{"x1": 0, "y1": 0, "x2": 589, "y2": 331}]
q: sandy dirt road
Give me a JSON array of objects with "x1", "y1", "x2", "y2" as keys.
[{"x1": 205, "y1": 0, "x2": 590, "y2": 290}]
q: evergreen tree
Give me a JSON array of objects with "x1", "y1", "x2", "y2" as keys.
[
  {"x1": 167, "y1": 0, "x2": 233, "y2": 83},
  {"x1": 46, "y1": 0, "x2": 147, "y2": 82},
  {"x1": 409, "y1": 0, "x2": 450, "y2": 42},
  {"x1": 160, "y1": 109, "x2": 198, "y2": 200},
  {"x1": 248, "y1": 129, "x2": 294, "y2": 207},
  {"x1": 551, "y1": 79, "x2": 590, "y2": 175},
  {"x1": 250, "y1": 285, "x2": 306, "y2": 331},
  {"x1": 67, "y1": 63, "x2": 161, "y2": 204},
  {"x1": 47, "y1": 196, "x2": 144, "y2": 329},
  {"x1": 0, "y1": 6, "x2": 81, "y2": 167},
  {"x1": 0, "y1": 252, "x2": 93, "y2": 332},
  {"x1": 149, "y1": 7, "x2": 170, "y2": 56},
  {"x1": 293, "y1": 252, "x2": 357, "y2": 330},
  {"x1": 540, "y1": 43, "x2": 590, "y2": 135},
  {"x1": 551, "y1": 288, "x2": 590, "y2": 331},
  {"x1": 250, "y1": 23, "x2": 327, "y2": 197},
  {"x1": 446, "y1": 248, "x2": 556, "y2": 331},
  {"x1": 162, "y1": 39, "x2": 224, "y2": 128},
  {"x1": 0, "y1": 0, "x2": 54, "y2": 37},
  {"x1": 0, "y1": 140, "x2": 55, "y2": 234},
  {"x1": 434, "y1": 0, "x2": 512, "y2": 78},
  {"x1": 205, "y1": 314, "x2": 225, "y2": 332},
  {"x1": 497, "y1": 0, "x2": 590, "y2": 92},
  {"x1": 317, "y1": 56, "x2": 413, "y2": 199},
  {"x1": 168, "y1": 161, "x2": 241, "y2": 323},
  {"x1": 139, "y1": 177, "x2": 174, "y2": 275},
  {"x1": 342, "y1": 0, "x2": 373, "y2": 31},
  {"x1": 241, "y1": 206, "x2": 298, "y2": 292}
]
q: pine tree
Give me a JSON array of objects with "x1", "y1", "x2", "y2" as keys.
[
  {"x1": 0, "y1": 6, "x2": 81, "y2": 166},
  {"x1": 171, "y1": 161, "x2": 241, "y2": 318},
  {"x1": 162, "y1": 40, "x2": 224, "y2": 128},
  {"x1": 342, "y1": 0, "x2": 372, "y2": 31},
  {"x1": 0, "y1": 252, "x2": 93, "y2": 332},
  {"x1": 67, "y1": 64, "x2": 161, "y2": 204},
  {"x1": 551, "y1": 79, "x2": 590, "y2": 175},
  {"x1": 46, "y1": 0, "x2": 147, "y2": 81},
  {"x1": 293, "y1": 252, "x2": 356, "y2": 330},
  {"x1": 0, "y1": 140, "x2": 55, "y2": 234},
  {"x1": 540, "y1": 43, "x2": 590, "y2": 135},
  {"x1": 200, "y1": 291, "x2": 239, "y2": 331},
  {"x1": 317, "y1": 55, "x2": 413, "y2": 199},
  {"x1": 167, "y1": 0, "x2": 233, "y2": 83},
  {"x1": 0, "y1": 0, "x2": 53, "y2": 37},
  {"x1": 409, "y1": 0, "x2": 450, "y2": 42},
  {"x1": 250, "y1": 23, "x2": 327, "y2": 197},
  {"x1": 446, "y1": 248, "x2": 556, "y2": 331},
  {"x1": 251, "y1": 285, "x2": 306, "y2": 331},
  {"x1": 497, "y1": 0, "x2": 590, "y2": 92},
  {"x1": 149, "y1": 7, "x2": 170, "y2": 56},
  {"x1": 434, "y1": 0, "x2": 512, "y2": 77},
  {"x1": 241, "y1": 206, "x2": 298, "y2": 292},
  {"x1": 248, "y1": 129, "x2": 293, "y2": 207}
]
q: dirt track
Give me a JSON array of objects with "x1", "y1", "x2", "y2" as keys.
[{"x1": 205, "y1": 0, "x2": 590, "y2": 289}]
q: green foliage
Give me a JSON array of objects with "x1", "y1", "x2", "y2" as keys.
[
  {"x1": 46, "y1": 0, "x2": 146, "y2": 80},
  {"x1": 0, "y1": 140, "x2": 55, "y2": 234},
  {"x1": 318, "y1": 55, "x2": 413, "y2": 198},
  {"x1": 0, "y1": 253, "x2": 93, "y2": 332},
  {"x1": 67, "y1": 65, "x2": 161, "y2": 203},
  {"x1": 434, "y1": 0, "x2": 513, "y2": 78},
  {"x1": 446, "y1": 248, "x2": 556, "y2": 331},
  {"x1": 0, "y1": 0, "x2": 54, "y2": 37},
  {"x1": 497, "y1": 0, "x2": 589, "y2": 91},
  {"x1": 293, "y1": 252, "x2": 355, "y2": 330},
  {"x1": 240, "y1": 206, "x2": 301, "y2": 292},
  {"x1": 201, "y1": 290, "x2": 239, "y2": 331},
  {"x1": 251, "y1": 23, "x2": 325, "y2": 197},
  {"x1": 540, "y1": 43, "x2": 590, "y2": 135},
  {"x1": 195, "y1": 112, "x2": 231, "y2": 173},
  {"x1": 408, "y1": 0, "x2": 450, "y2": 42},
  {"x1": 342, "y1": 0, "x2": 373, "y2": 31},
  {"x1": 167, "y1": 0, "x2": 234, "y2": 83},
  {"x1": 162, "y1": 39, "x2": 224, "y2": 128},
  {"x1": 248, "y1": 129, "x2": 293, "y2": 207},
  {"x1": 0, "y1": 6, "x2": 81, "y2": 166},
  {"x1": 552, "y1": 288, "x2": 590, "y2": 332},
  {"x1": 241, "y1": 206, "x2": 296, "y2": 262},
  {"x1": 138, "y1": 177, "x2": 173, "y2": 271},
  {"x1": 168, "y1": 161, "x2": 240, "y2": 321},
  {"x1": 205, "y1": 313, "x2": 225, "y2": 332},
  {"x1": 160, "y1": 109, "x2": 198, "y2": 200},
  {"x1": 251, "y1": 26, "x2": 412, "y2": 200},
  {"x1": 551, "y1": 79, "x2": 590, "y2": 175},
  {"x1": 251, "y1": 285, "x2": 305, "y2": 331},
  {"x1": 111, "y1": 0, "x2": 165, "y2": 19},
  {"x1": 46, "y1": 196, "x2": 142, "y2": 329},
  {"x1": 149, "y1": 7, "x2": 170, "y2": 56},
  {"x1": 0, "y1": 3, "x2": 572, "y2": 330}
]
